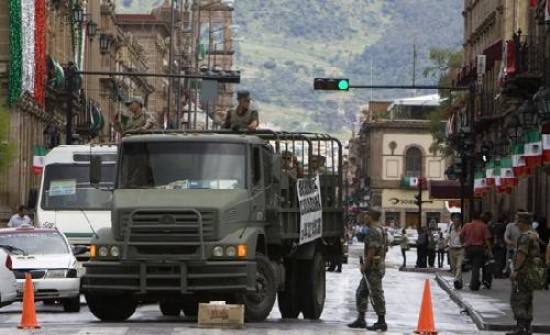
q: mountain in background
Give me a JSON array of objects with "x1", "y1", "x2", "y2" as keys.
[{"x1": 116, "y1": 0, "x2": 463, "y2": 138}]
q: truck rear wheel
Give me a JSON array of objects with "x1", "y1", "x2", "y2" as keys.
[
  {"x1": 62, "y1": 295, "x2": 81, "y2": 313},
  {"x1": 85, "y1": 293, "x2": 137, "y2": 321},
  {"x1": 301, "y1": 252, "x2": 325, "y2": 319},
  {"x1": 277, "y1": 259, "x2": 300, "y2": 318},
  {"x1": 159, "y1": 298, "x2": 181, "y2": 316},
  {"x1": 239, "y1": 254, "x2": 276, "y2": 322},
  {"x1": 181, "y1": 295, "x2": 199, "y2": 316}
]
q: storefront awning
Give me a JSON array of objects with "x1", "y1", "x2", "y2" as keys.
[{"x1": 428, "y1": 180, "x2": 471, "y2": 200}]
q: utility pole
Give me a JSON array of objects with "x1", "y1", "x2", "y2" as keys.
[
  {"x1": 65, "y1": 63, "x2": 77, "y2": 145},
  {"x1": 412, "y1": 43, "x2": 417, "y2": 96},
  {"x1": 166, "y1": 0, "x2": 177, "y2": 129}
]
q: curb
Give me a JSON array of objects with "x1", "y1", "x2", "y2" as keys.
[{"x1": 434, "y1": 273, "x2": 514, "y2": 332}]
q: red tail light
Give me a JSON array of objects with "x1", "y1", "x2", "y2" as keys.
[{"x1": 5, "y1": 254, "x2": 12, "y2": 270}]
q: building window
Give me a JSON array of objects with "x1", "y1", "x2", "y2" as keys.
[
  {"x1": 385, "y1": 211, "x2": 400, "y2": 228},
  {"x1": 405, "y1": 147, "x2": 421, "y2": 177}
]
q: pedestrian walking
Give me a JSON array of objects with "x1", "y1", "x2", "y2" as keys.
[
  {"x1": 505, "y1": 210, "x2": 523, "y2": 277},
  {"x1": 490, "y1": 213, "x2": 508, "y2": 278},
  {"x1": 437, "y1": 230, "x2": 446, "y2": 268},
  {"x1": 427, "y1": 229, "x2": 437, "y2": 267},
  {"x1": 448, "y1": 214, "x2": 464, "y2": 289},
  {"x1": 348, "y1": 208, "x2": 387, "y2": 331},
  {"x1": 416, "y1": 226, "x2": 428, "y2": 268},
  {"x1": 7, "y1": 205, "x2": 32, "y2": 227},
  {"x1": 460, "y1": 211, "x2": 493, "y2": 291},
  {"x1": 399, "y1": 228, "x2": 409, "y2": 269},
  {"x1": 506, "y1": 212, "x2": 540, "y2": 335}
]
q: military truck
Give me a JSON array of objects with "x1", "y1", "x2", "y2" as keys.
[{"x1": 83, "y1": 130, "x2": 344, "y2": 322}]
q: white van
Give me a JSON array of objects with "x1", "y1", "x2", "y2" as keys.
[{"x1": 35, "y1": 145, "x2": 117, "y2": 252}]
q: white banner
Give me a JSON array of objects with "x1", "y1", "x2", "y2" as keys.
[{"x1": 297, "y1": 175, "x2": 323, "y2": 245}]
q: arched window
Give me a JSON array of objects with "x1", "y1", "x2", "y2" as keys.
[{"x1": 405, "y1": 147, "x2": 422, "y2": 177}]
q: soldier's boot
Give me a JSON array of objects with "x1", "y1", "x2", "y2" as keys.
[
  {"x1": 347, "y1": 312, "x2": 366, "y2": 328},
  {"x1": 366, "y1": 314, "x2": 387, "y2": 331},
  {"x1": 525, "y1": 318, "x2": 532, "y2": 335},
  {"x1": 505, "y1": 319, "x2": 528, "y2": 335}
]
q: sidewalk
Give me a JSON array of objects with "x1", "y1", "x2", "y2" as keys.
[{"x1": 436, "y1": 269, "x2": 550, "y2": 333}]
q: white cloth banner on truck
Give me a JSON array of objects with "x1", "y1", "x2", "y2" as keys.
[{"x1": 297, "y1": 175, "x2": 322, "y2": 245}]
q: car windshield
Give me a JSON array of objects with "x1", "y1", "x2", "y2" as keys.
[
  {"x1": 118, "y1": 142, "x2": 246, "y2": 190},
  {"x1": 0, "y1": 232, "x2": 69, "y2": 255},
  {"x1": 41, "y1": 164, "x2": 115, "y2": 210}
]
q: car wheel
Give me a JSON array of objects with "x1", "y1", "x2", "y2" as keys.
[{"x1": 62, "y1": 295, "x2": 81, "y2": 313}]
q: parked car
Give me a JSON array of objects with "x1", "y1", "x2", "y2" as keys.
[
  {"x1": 0, "y1": 226, "x2": 86, "y2": 312},
  {"x1": 0, "y1": 247, "x2": 17, "y2": 307}
]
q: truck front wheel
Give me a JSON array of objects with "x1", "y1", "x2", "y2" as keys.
[
  {"x1": 159, "y1": 298, "x2": 181, "y2": 316},
  {"x1": 301, "y1": 252, "x2": 326, "y2": 319},
  {"x1": 239, "y1": 254, "x2": 277, "y2": 322},
  {"x1": 85, "y1": 293, "x2": 137, "y2": 321}
]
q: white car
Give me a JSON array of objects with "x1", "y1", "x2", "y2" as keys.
[
  {"x1": 0, "y1": 247, "x2": 17, "y2": 307},
  {"x1": 0, "y1": 226, "x2": 85, "y2": 312}
]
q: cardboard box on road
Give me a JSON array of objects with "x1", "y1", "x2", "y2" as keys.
[{"x1": 197, "y1": 302, "x2": 244, "y2": 329}]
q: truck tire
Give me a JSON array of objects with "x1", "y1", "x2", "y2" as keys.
[
  {"x1": 159, "y1": 298, "x2": 181, "y2": 316},
  {"x1": 62, "y1": 295, "x2": 81, "y2": 313},
  {"x1": 181, "y1": 295, "x2": 199, "y2": 316},
  {"x1": 277, "y1": 260, "x2": 300, "y2": 318},
  {"x1": 239, "y1": 253, "x2": 277, "y2": 322},
  {"x1": 85, "y1": 293, "x2": 137, "y2": 321},
  {"x1": 301, "y1": 252, "x2": 325, "y2": 319}
]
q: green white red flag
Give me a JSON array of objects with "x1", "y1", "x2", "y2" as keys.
[
  {"x1": 402, "y1": 177, "x2": 419, "y2": 187},
  {"x1": 500, "y1": 156, "x2": 517, "y2": 188},
  {"x1": 542, "y1": 133, "x2": 550, "y2": 164},
  {"x1": 511, "y1": 143, "x2": 528, "y2": 178},
  {"x1": 494, "y1": 161, "x2": 506, "y2": 193},
  {"x1": 474, "y1": 170, "x2": 488, "y2": 196},
  {"x1": 32, "y1": 145, "x2": 48, "y2": 175},
  {"x1": 485, "y1": 161, "x2": 495, "y2": 186},
  {"x1": 522, "y1": 129, "x2": 543, "y2": 173}
]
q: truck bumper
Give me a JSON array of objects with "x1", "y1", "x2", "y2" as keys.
[{"x1": 82, "y1": 260, "x2": 256, "y2": 294}]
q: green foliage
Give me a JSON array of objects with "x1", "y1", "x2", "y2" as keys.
[{"x1": 0, "y1": 103, "x2": 17, "y2": 173}]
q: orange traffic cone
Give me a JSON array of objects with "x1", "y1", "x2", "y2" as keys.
[
  {"x1": 415, "y1": 279, "x2": 437, "y2": 334},
  {"x1": 18, "y1": 272, "x2": 40, "y2": 329}
]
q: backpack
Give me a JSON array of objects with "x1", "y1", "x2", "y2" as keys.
[{"x1": 526, "y1": 232, "x2": 547, "y2": 290}]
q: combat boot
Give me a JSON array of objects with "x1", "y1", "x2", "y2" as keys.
[
  {"x1": 525, "y1": 318, "x2": 532, "y2": 335},
  {"x1": 505, "y1": 319, "x2": 528, "y2": 335},
  {"x1": 366, "y1": 314, "x2": 387, "y2": 331},
  {"x1": 347, "y1": 312, "x2": 366, "y2": 328}
]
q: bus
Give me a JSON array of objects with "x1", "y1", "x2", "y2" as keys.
[{"x1": 35, "y1": 144, "x2": 117, "y2": 253}]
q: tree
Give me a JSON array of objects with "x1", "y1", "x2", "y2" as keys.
[
  {"x1": 423, "y1": 48, "x2": 463, "y2": 156},
  {"x1": 0, "y1": 103, "x2": 17, "y2": 174}
]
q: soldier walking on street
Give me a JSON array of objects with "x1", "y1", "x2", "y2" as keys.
[
  {"x1": 347, "y1": 208, "x2": 387, "y2": 331},
  {"x1": 507, "y1": 212, "x2": 540, "y2": 335}
]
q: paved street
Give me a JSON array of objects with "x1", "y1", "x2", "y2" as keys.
[{"x1": 0, "y1": 244, "x2": 511, "y2": 334}]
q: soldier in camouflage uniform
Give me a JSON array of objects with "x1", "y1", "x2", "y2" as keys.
[
  {"x1": 222, "y1": 90, "x2": 259, "y2": 131},
  {"x1": 507, "y1": 212, "x2": 540, "y2": 335},
  {"x1": 347, "y1": 208, "x2": 387, "y2": 331},
  {"x1": 112, "y1": 96, "x2": 157, "y2": 135}
]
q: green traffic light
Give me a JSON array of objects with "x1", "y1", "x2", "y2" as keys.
[{"x1": 338, "y1": 79, "x2": 349, "y2": 90}]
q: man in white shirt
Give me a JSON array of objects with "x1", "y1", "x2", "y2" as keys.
[
  {"x1": 8, "y1": 206, "x2": 32, "y2": 227},
  {"x1": 448, "y1": 214, "x2": 464, "y2": 289}
]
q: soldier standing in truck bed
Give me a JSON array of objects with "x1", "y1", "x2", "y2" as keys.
[{"x1": 222, "y1": 90, "x2": 259, "y2": 131}]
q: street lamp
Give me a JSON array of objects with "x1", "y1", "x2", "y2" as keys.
[
  {"x1": 533, "y1": 86, "x2": 550, "y2": 123},
  {"x1": 99, "y1": 33, "x2": 112, "y2": 53},
  {"x1": 73, "y1": 4, "x2": 97, "y2": 40},
  {"x1": 518, "y1": 100, "x2": 539, "y2": 128},
  {"x1": 506, "y1": 116, "x2": 522, "y2": 143},
  {"x1": 73, "y1": 4, "x2": 84, "y2": 24}
]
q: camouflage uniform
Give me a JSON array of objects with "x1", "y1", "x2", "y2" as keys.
[
  {"x1": 510, "y1": 230, "x2": 540, "y2": 331},
  {"x1": 356, "y1": 223, "x2": 386, "y2": 315},
  {"x1": 223, "y1": 107, "x2": 259, "y2": 130},
  {"x1": 120, "y1": 108, "x2": 157, "y2": 133}
]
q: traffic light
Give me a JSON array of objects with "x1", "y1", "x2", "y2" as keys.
[
  {"x1": 313, "y1": 78, "x2": 349, "y2": 91},
  {"x1": 200, "y1": 67, "x2": 241, "y2": 83}
]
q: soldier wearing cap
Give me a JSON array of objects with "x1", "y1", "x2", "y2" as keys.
[
  {"x1": 222, "y1": 90, "x2": 259, "y2": 131},
  {"x1": 348, "y1": 208, "x2": 388, "y2": 331},
  {"x1": 309, "y1": 155, "x2": 328, "y2": 175},
  {"x1": 112, "y1": 96, "x2": 157, "y2": 134}
]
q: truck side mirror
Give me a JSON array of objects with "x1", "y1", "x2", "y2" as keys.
[{"x1": 90, "y1": 155, "x2": 102, "y2": 188}]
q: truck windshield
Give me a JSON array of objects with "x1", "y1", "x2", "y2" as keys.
[
  {"x1": 41, "y1": 164, "x2": 115, "y2": 210},
  {"x1": 119, "y1": 142, "x2": 246, "y2": 190}
]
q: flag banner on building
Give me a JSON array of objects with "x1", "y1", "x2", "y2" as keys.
[
  {"x1": 500, "y1": 156, "x2": 517, "y2": 188},
  {"x1": 8, "y1": 0, "x2": 47, "y2": 106},
  {"x1": 485, "y1": 161, "x2": 496, "y2": 186},
  {"x1": 531, "y1": 0, "x2": 539, "y2": 8},
  {"x1": 543, "y1": 133, "x2": 550, "y2": 164},
  {"x1": 511, "y1": 143, "x2": 528, "y2": 178},
  {"x1": 522, "y1": 129, "x2": 543, "y2": 172},
  {"x1": 474, "y1": 170, "x2": 488, "y2": 196},
  {"x1": 401, "y1": 177, "x2": 419, "y2": 187},
  {"x1": 32, "y1": 145, "x2": 48, "y2": 175},
  {"x1": 494, "y1": 162, "x2": 506, "y2": 193},
  {"x1": 297, "y1": 175, "x2": 322, "y2": 245}
]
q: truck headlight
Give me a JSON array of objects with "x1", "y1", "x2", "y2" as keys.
[
  {"x1": 110, "y1": 246, "x2": 120, "y2": 257},
  {"x1": 98, "y1": 246, "x2": 109, "y2": 257},
  {"x1": 225, "y1": 246, "x2": 236, "y2": 257},
  {"x1": 46, "y1": 269, "x2": 67, "y2": 278},
  {"x1": 213, "y1": 246, "x2": 224, "y2": 257}
]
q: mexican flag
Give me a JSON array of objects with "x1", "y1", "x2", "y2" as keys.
[
  {"x1": 543, "y1": 133, "x2": 550, "y2": 164},
  {"x1": 522, "y1": 129, "x2": 543, "y2": 173},
  {"x1": 402, "y1": 177, "x2": 419, "y2": 187},
  {"x1": 511, "y1": 143, "x2": 528, "y2": 178},
  {"x1": 8, "y1": 0, "x2": 47, "y2": 106},
  {"x1": 32, "y1": 145, "x2": 48, "y2": 175},
  {"x1": 531, "y1": 0, "x2": 538, "y2": 8},
  {"x1": 494, "y1": 162, "x2": 506, "y2": 193},
  {"x1": 474, "y1": 170, "x2": 488, "y2": 195},
  {"x1": 500, "y1": 156, "x2": 517, "y2": 188},
  {"x1": 485, "y1": 161, "x2": 496, "y2": 186}
]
